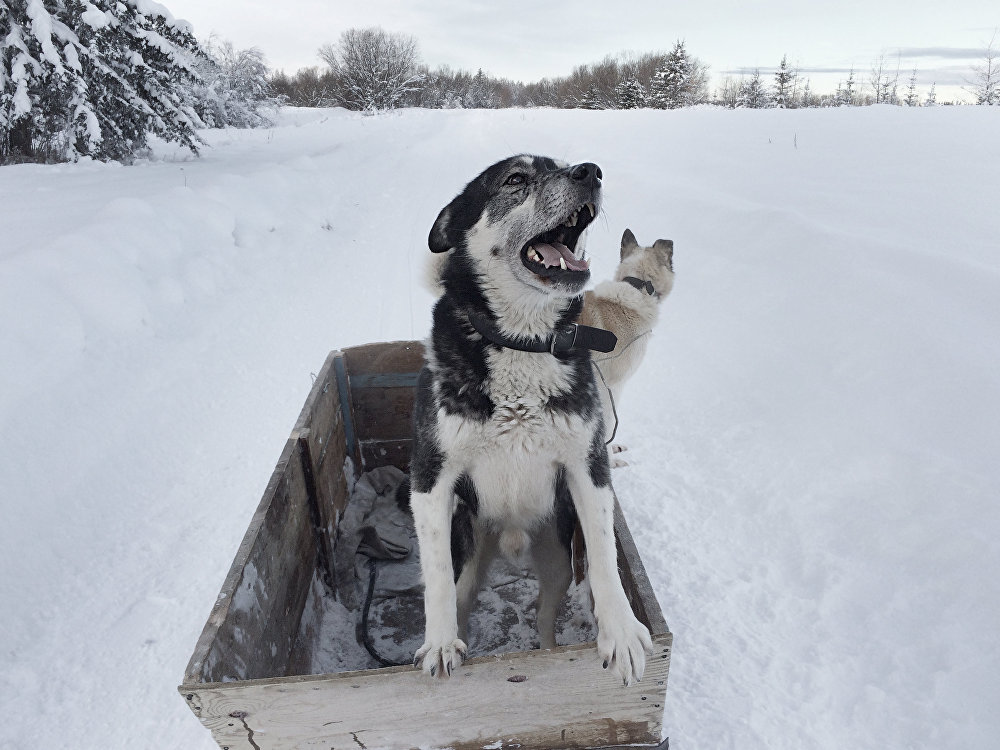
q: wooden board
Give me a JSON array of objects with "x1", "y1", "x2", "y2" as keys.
[
  {"x1": 342, "y1": 340, "x2": 425, "y2": 472},
  {"x1": 181, "y1": 634, "x2": 671, "y2": 750},
  {"x1": 183, "y1": 439, "x2": 317, "y2": 685},
  {"x1": 613, "y1": 501, "x2": 668, "y2": 637},
  {"x1": 181, "y1": 342, "x2": 672, "y2": 749},
  {"x1": 291, "y1": 351, "x2": 348, "y2": 585},
  {"x1": 341, "y1": 340, "x2": 425, "y2": 379}
]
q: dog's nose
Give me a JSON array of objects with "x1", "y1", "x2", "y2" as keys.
[{"x1": 570, "y1": 162, "x2": 602, "y2": 184}]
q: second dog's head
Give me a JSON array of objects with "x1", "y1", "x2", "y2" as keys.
[
  {"x1": 616, "y1": 229, "x2": 675, "y2": 301},
  {"x1": 428, "y1": 155, "x2": 602, "y2": 299}
]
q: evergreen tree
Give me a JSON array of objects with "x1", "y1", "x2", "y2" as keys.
[
  {"x1": 613, "y1": 73, "x2": 646, "y2": 109},
  {"x1": 649, "y1": 40, "x2": 691, "y2": 109},
  {"x1": 1, "y1": 0, "x2": 205, "y2": 163},
  {"x1": 966, "y1": 32, "x2": 999, "y2": 105},
  {"x1": 580, "y1": 85, "x2": 607, "y2": 110},
  {"x1": 464, "y1": 69, "x2": 499, "y2": 108},
  {"x1": 838, "y1": 68, "x2": 858, "y2": 106},
  {"x1": 800, "y1": 78, "x2": 816, "y2": 108},
  {"x1": 736, "y1": 70, "x2": 771, "y2": 109},
  {"x1": 772, "y1": 54, "x2": 797, "y2": 108},
  {"x1": 904, "y1": 69, "x2": 919, "y2": 106},
  {"x1": 925, "y1": 83, "x2": 937, "y2": 106}
]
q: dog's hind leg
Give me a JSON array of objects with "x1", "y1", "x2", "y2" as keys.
[
  {"x1": 530, "y1": 520, "x2": 573, "y2": 650},
  {"x1": 455, "y1": 523, "x2": 498, "y2": 645}
]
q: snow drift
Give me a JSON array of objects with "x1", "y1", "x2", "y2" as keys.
[{"x1": 1, "y1": 105, "x2": 998, "y2": 750}]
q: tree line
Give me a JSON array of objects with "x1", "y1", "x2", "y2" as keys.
[
  {"x1": 271, "y1": 30, "x2": 712, "y2": 111},
  {"x1": 276, "y1": 27, "x2": 1000, "y2": 112},
  {"x1": 3, "y1": 6, "x2": 997, "y2": 165}
]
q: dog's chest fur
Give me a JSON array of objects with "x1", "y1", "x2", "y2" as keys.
[{"x1": 434, "y1": 343, "x2": 593, "y2": 526}]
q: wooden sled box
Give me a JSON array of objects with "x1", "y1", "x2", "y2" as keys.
[{"x1": 179, "y1": 341, "x2": 672, "y2": 750}]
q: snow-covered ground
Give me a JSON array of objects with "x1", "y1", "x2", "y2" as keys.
[{"x1": 1, "y1": 106, "x2": 998, "y2": 750}]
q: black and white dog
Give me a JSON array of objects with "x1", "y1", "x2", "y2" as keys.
[{"x1": 410, "y1": 155, "x2": 652, "y2": 686}]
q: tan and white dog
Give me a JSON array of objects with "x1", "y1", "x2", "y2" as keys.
[{"x1": 579, "y1": 229, "x2": 675, "y2": 457}]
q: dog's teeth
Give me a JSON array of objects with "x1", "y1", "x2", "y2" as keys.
[
  {"x1": 559, "y1": 257, "x2": 567, "y2": 270},
  {"x1": 586, "y1": 203, "x2": 596, "y2": 218}
]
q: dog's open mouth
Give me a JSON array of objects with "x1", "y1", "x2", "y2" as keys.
[{"x1": 520, "y1": 201, "x2": 596, "y2": 278}]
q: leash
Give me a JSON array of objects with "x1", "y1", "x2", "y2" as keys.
[
  {"x1": 361, "y1": 558, "x2": 407, "y2": 667},
  {"x1": 591, "y1": 329, "x2": 653, "y2": 446},
  {"x1": 468, "y1": 311, "x2": 617, "y2": 355}
]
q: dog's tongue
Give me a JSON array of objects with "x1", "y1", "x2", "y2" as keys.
[{"x1": 533, "y1": 242, "x2": 590, "y2": 271}]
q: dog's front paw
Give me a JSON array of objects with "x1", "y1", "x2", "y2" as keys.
[
  {"x1": 597, "y1": 613, "x2": 653, "y2": 686},
  {"x1": 414, "y1": 638, "x2": 467, "y2": 678}
]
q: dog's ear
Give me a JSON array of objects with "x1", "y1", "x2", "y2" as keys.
[
  {"x1": 429, "y1": 206, "x2": 458, "y2": 253},
  {"x1": 621, "y1": 228, "x2": 641, "y2": 260},
  {"x1": 653, "y1": 239, "x2": 674, "y2": 269}
]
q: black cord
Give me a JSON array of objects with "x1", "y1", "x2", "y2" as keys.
[
  {"x1": 592, "y1": 361, "x2": 620, "y2": 446},
  {"x1": 361, "y1": 557, "x2": 406, "y2": 667}
]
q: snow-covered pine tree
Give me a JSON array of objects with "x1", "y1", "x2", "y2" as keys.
[
  {"x1": 464, "y1": 69, "x2": 499, "y2": 108},
  {"x1": 800, "y1": 78, "x2": 816, "y2": 108},
  {"x1": 925, "y1": 83, "x2": 937, "y2": 106},
  {"x1": 966, "y1": 32, "x2": 999, "y2": 105},
  {"x1": 838, "y1": 68, "x2": 857, "y2": 106},
  {"x1": 649, "y1": 40, "x2": 691, "y2": 109},
  {"x1": 772, "y1": 54, "x2": 796, "y2": 108},
  {"x1": 613, "y1": 73, "x2": 646, "y2": 109},
  {"x1": 736, "y1": 70, "x2": 771, "y2": 109},
  {"x1": 580, "y1": 85, "x2": 607, "y2": 110},
  {"x1": 1, "y1": 0, "x2": 205, "y2": 163},
  {"x1": 904, "y1": 69, "x2": 919, "y2": 106}
]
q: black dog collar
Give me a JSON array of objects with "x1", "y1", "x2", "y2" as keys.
[
  {"x1": 623, "y1": 276, "x2": 657, "y2": 297},
  {"x1": 468, "y1": 312, "x2": 617, "y2": 355}
]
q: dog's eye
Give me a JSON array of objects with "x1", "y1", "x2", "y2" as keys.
[{"x1": 505, "y1": 173, "x2": 526, "y2": 186}]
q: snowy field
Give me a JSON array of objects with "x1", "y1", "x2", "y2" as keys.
[{"x1": 1, "y1": 105, "x2": 998, "y2": 750}]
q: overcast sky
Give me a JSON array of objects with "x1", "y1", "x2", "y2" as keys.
[{"x1": 165, "y1": 0, "x2": 997, "y2": 99}]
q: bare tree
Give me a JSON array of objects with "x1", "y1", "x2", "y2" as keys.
[
  {"x1": 318, "y1": 27, "x2": 423, "y2": 112},
  {"x1": 869, "y1": 53, "x2": 900, "y2": 104},
  {"x1": 714, "y1": 77, "x2": 741, "y2": 108},
  {"x1": 965, "y1": 30, "x2": 1000, "y2": 105}
]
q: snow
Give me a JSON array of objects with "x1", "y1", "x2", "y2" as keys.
[
  {"x1": 1, "y1": 105, "x2": 998, "y2": 750},
  {"x1": 80, "y1": 4, "x2": 112, "y2": 30}
]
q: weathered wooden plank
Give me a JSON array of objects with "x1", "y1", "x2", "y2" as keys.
[
  {"x1": 613, "y1": 499, "x2": 669, "y2": 637},
  {"x1": 342, "y1": 341, "x2": 423, "y2": 462},
  {"x1": 351, "y1": 386, "x2": 417, "y2": 443},
  {"x1": 290, "y1": 351, "x2": 342, "y2": 587},
  {"x1": 332, "y1": 355, "x2": 359, "y2": 472},
  {"x1": 359, "y1": 437, "x2": 413, "y2": 471},
  {"x1": 180, "y1": 634, "x2": 670, "y2": 750},
  {"x1": 341, "y1": 340, "x2": 425, "y2": 377},
  {"x1": 350, "y1": 372, "x2": 421, "y2": 389},
  {"x1": 184, "y1": 439, "x2": 317, "y2": 685}
]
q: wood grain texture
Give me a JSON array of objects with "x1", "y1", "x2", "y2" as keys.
[
  {"x1": 350, "y1": 386, "x2": 417, "y2": 443},
  {"x1": 343, "y1": 341, "x2": 425, "y2": 467},
  {"x1": 613, "y1": 500, "x2": 669, "y2": 637},
  {"x1": 291, "y1": 351, "x2": 348, "y2": 582},
  {"x1": 183, "y1": 439, "x2": 316, "y2": 684},
  {"x1": 359, "y1": 437, "x2": 414, "y2": 471},
  {"x1": 180, "y1": 634, "x2": 670, "y2": 750},
  {"x1": 342, "y1": 340, "x2": 426, "y2": 377}
]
